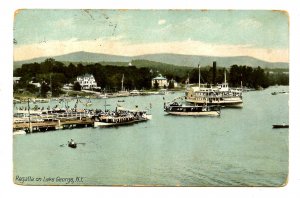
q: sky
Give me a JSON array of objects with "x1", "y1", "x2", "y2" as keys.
[{"x1": 13, "y1": 9, "x2": 289, "y2": 62}]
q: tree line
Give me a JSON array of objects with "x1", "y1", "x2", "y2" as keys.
[
  {"x1": 188, "y1": 65, "x2": 288, "y2": 89},
  {"x1": 13, "y1": 58, "x2": 152, "y2": 97},
  {"x1": 13, "y1": 58, "x2": 289, "y2": 97}
]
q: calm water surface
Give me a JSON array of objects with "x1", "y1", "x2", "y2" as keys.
[{"x1": 13, "y1": 86, "x2": 289, "y2": 186}]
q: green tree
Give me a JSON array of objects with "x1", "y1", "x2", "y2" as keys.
[
  {"x1": 40, "y1": 82, "x2": 50, "y2": 98},
  {"x1": 51, "y1": 81, "x2": 63, "y2": 97},
  {"x1": 168, "y1": 80, "x2": 174, "y2": 89},
  {"x1": 229, "y1": 65, "x2": 269, "y2": 89},
  {"x1": 51, "y1": 73, "x2": 66, "y2": 84},
  {"x1": 73, "y1": 82, "x2": 81, "y2": 91},
  {"x1": 40, "y1": 58, "x2": 55, "y2": 74},
  {"x1": 65, "y1": 63, "x2": 77, "y2": 82},
  {"x1": 26, "y1": 84, "x2": 39, "y2": 94},
  {"x1": 154, "y1": 80, "x2": 159, "y2": 89}
]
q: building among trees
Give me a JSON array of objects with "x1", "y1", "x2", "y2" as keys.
[
  {"x1": 151, "y1": 74, "x2": 168, "y2": 88},
  {"x1": 151, "y1": 74, "x2": 178, "y2": 89},
  {"x1": 76, "y1": 74, "x2": 98, "y2": 90}
]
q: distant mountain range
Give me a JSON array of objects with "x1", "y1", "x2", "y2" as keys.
[{"x1": 14, "y1": 51, "x2": 289, "y2": 69}]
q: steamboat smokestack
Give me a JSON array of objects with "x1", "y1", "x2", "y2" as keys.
[{"x1": 212, "y1": 61, "x2": 217, "y2": 86}]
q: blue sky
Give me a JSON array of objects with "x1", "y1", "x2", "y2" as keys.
[{"x1": 14, "y1": 10, "x2": 289, "y2": 62}]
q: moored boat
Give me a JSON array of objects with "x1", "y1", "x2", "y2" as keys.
[
  {"x1": 164, "y1": 102, "x2": 220, "y2": 116},
  {"x1": 185, "y1": 86, "x2": 243, "y2": 107},
  {"x1": 13, "y1": 130, "x2": 27, "y2": 135},
  {"x1": 93, "y1": 106, "x2": 152, "y2": 127},
  {"x1": 158, "y1": 89, "x2": 169, "y2": 95},
  {"x1": 85, "y1": 98, "x2": 92, "y2": 106},
  {"x1": 273, "y1": 124, "x2": 289, "y2": 128},
  {"x1": 185, "y1": 63, "x2": 243, "y2": 107},
  {"x1": 117, "y1": 91, "x2": 130, "y2": 97},
  {"x1": 117, "y1": 106, "x2": 152, "y2": 120},
  {"x1": 93, "y1": 114, "x2": 136, "y2": 127},
  {"x1": 271, "y1": 91, "x2": 288, "y2": 95},
  {"x1": 164, "y1": 96, "x2": 221, "y2": 116},
  {"x1": 130, "y1": 90, "x2": 140, "y2": 96}
]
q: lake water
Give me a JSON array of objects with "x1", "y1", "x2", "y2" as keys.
[{"x1": 13, "y1": 86, "x2": 289, "y2": 186}]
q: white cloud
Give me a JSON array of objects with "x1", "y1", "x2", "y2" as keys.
[
  {"x1": 14, "y1": 39, "x2": 288, "y2": 63},
  {"x1": 158, "y1": 19, "x2": 166, "y2": 25}
]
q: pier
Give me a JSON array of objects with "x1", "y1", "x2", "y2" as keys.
[
  {"x1": 13, "y1": 95, "x2": 153, "y2": 134},
  {"x1": 13, "y1": 118, "x2": 94, "y2": 133}
]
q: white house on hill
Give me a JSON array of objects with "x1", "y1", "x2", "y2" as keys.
[
  {"x1": 151, "y1": 74, "x2": 168, "y2": 88},
  {"x1": 76, "y1": 74, "x2": 97, "y2": 90}
]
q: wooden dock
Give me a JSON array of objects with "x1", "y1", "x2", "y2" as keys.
[{"x1": 13, "y1": 118, "x2": 94, "y2": 133}]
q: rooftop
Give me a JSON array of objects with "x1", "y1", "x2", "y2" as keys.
[
  {"x1": 153, "y1": 74, "x2": 167, "y2": 80},
  {"x1": 78, "y1": 73, "x2": 94, "y2": 78}
]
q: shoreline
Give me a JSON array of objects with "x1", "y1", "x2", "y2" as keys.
[{"x1": 13, "y1": 88, "x2": 184, "y2": 102}]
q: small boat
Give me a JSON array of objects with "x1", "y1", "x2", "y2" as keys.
[
  {"x1": 158, "y1": 89, "x2": 169, "y2": 95},
  {"x1": 32, "y1": 98, "x2": 50, "y2": 103},
  {"x1": 117, "y1": 91, "x2": 130, "y2": 97},
  {"x1": 96, "y1": 93, "x2": 108, "y2": 99},
  {"x1": 118, "y1": 100, "x2": 125, "y2": 102},
  {"x1": 68, "y1": 140, "x2": 77, "y2": 148},
  {"x1": 130, "y1": 90, "x2": 140, "y2": 96},
  {"x1": 85, "y1": 98, "x2": 92, "y2": 106},
  {"x1": 86, "y1": 102, "x2": 92, "y2": 106},
  {"x1": 271, "y1": 91, "x2": 288, "y2": 95},
  {"x1": 13, "y1": 130, "x2": 26, "y2": 135},
  {"x1": 273, "y1": 124, "x2": 289, "y2": 128}
]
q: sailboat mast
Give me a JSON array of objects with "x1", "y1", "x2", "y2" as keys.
[
  {"x1": 27, "y1": 98, "x2": 32, "y2": 133},
  {"x1": 224, "y1": 70, "x2": 227, "y2": 84}
]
